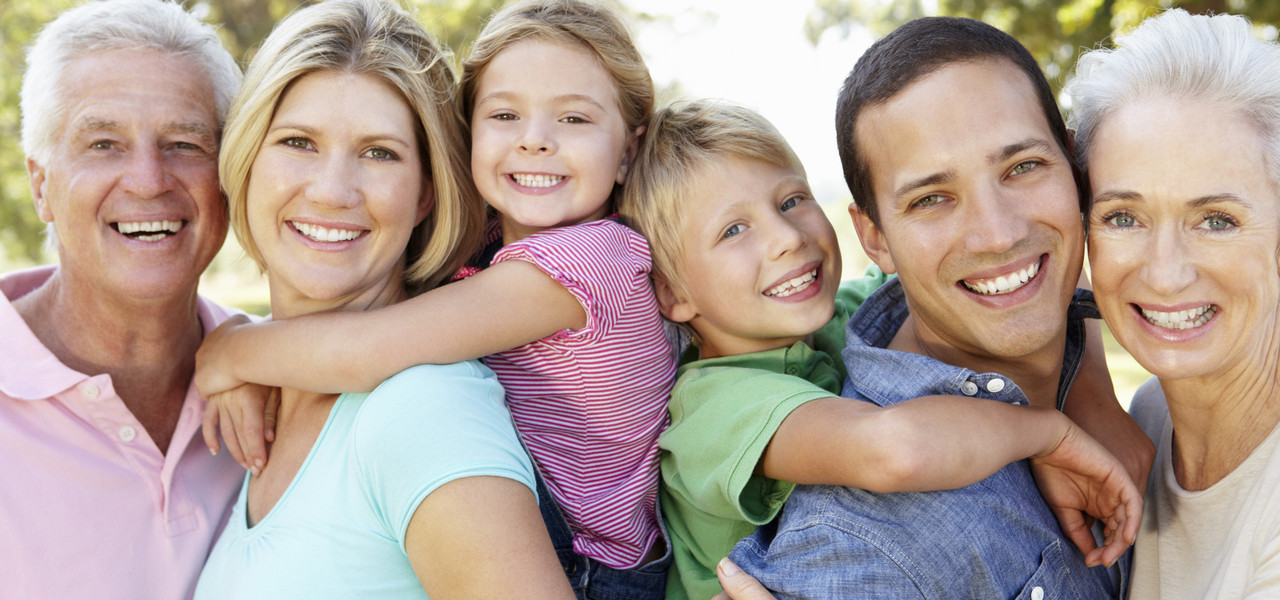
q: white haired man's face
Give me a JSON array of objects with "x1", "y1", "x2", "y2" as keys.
[{"x1": 27, "y1": 48, "x2": 227, "y2": 302}]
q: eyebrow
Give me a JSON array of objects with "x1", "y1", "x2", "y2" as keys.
[
  {"x1": 267, "y1": 122, "x2": 414, "y2": 149},
  {"x1": 988, "y1": 138, "x2": 1055, "y2": 164},
  {"x1": 73, "y1": 117, "x2": 216, "y2": 146},
  {"x1": 893, "y1": 169, "x2": 956, "y2": 204},
  {"x1": 474, "y1": 90, "x2": 609, "y2": 113},
  {"x1": 1092, "y1": 190, "x2": 1252, "y2": 209}
]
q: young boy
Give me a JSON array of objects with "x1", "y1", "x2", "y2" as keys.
[{"x1": 618, "y1": 100, "x2": 1141, "y2": 600}]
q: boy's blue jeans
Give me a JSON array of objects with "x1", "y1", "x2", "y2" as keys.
[{"x1": 536, "y1": 472, "x2": 672, "y2": 600}]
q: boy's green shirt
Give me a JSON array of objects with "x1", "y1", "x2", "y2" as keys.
[{"x1": 658, "y1": 266, "x2": 889, "y2": 600}]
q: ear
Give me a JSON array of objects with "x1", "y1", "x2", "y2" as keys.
[
  {"x1": 653, "y1": 272, "x2": 696, "y2": 323},
  {"x1": 849, "y1": 202, "x2": 896, "y2": 274},
  {"x1": 26, "y1": 156, "x2": 53, "y2": 223},
  {"x1": 415, "y1": 176, "x2": 436, "y2": 226},
  {"x1": 615, "y1": 125, "x2": 645, "y2": 185}
]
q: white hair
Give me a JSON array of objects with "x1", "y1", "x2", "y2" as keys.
[
  {"x1": 1068, "y1": 9, "x2": 1280, "y2": 187},
  {"x1": 19, "y1": 0, "x2": 242, "y2": 165}
]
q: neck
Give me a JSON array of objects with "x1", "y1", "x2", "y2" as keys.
[
  {"x1": 889, "y1": 313, "x2": 1065, "y2": 408},
  {"x1": 1160, "y1": 323, "x2": 1280, "y2": 490},
  {"x1": 13, "y1": 268, "x2": 204, "y2": 453}
]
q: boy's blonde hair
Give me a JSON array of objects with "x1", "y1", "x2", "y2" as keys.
[
  {"x1": 220, "y1": 0, "x2": 483, "y2": 292},
  {"x1": 459, "y1": 0, "x2": 653, "y2": 211},
  {"x1": 620, "y1": 100, "x2": 806, "y2": 293}
]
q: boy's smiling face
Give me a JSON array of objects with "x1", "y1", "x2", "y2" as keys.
[{"x1": 659, "y1": 156, "x2": 841, "y2": 359}]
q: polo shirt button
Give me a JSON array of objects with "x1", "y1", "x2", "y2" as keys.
[
  {"x1": 986, "y1": 378, "x2": 1006, "y2": 393},
  {"x1": 960, "y1": 381, "x2": 979, "y2": 396},
  {"x1": 785, "y1": 366, "x2": 799, "y2": 375},
  {"x1": 1031, "y1": 586, "x2": 1044, "y2": 600},
  {"x1": 118, "y1": 426, "x2": 137, "y2": 442},
  {"x1": 82, "y1": 384, "x2": 100, "y2": 399}
]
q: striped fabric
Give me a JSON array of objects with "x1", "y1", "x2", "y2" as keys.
[{"x1": 486, "y1": 218, "x2": 675, "y2": 569}]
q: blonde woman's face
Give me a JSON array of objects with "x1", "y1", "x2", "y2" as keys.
[{"x1": 246, "y1": 70, "x2": 432, "y2": 315}]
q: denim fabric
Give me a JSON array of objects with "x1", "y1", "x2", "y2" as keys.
[
  {"x1": 730, "y1": 278, "x2": 1121, "y2": 599},
  {"x1": 538, "y1": 473, "x2": 672, "y2": 600}
]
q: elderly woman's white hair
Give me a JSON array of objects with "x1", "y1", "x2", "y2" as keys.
[
  {"x1": 20, "y1": 0, "x2": 242, "y2": 164},
  {"x1": 1068, "y1": 9, "x2": 1280, "y2": 188}
]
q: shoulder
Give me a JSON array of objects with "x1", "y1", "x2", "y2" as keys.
[{"x1": 496, "y1": 219, "x2": 649, "y2": 271}]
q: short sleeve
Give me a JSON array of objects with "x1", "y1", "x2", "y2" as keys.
[
  {"x1": 490, "y1": 220, "x2": 650, "y2": 341},
  {"x1": 350, "y1": 362, "x2": 536, "y2": 548},
  {"x1": 661, "y1": 366, "x2": 832, "y2": 525}
]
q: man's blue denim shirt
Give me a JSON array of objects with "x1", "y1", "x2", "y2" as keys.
[{"x1": 730, "y1": 278, "x2": 1122, "y2": 599}]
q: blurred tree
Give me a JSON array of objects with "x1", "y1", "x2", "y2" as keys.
[
  {"x1": 0, "y1": 0, "x2": 505, "y2": 265},
  {"x1": 805, "y1": 0, "x2": 1280, "y2": 95}
]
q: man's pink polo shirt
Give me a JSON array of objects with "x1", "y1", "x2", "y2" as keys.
[{"x1": 0, "y1": 266, "x2": 244, "y2": 599}]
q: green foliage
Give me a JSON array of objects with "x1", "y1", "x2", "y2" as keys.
[
  {"x1": 0, "y1": 0, "x2": 504, "y2": 266},
  {"x1": 806, "y1": 0, "x2": 1280, "y2": 95}
]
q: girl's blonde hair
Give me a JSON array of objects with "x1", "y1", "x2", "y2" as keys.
[
  {"x1": 220, "y1": 0, "x2": 483, "y2": 291},
  {"x1": 459, "y1": 0, "x2": 653, "y2": 210}
]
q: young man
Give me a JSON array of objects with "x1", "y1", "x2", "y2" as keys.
[
  {"x1": 619, "y1": 100, "x2": 1141, "y2": 600},
  {"x1": 727, "y1": 17, "x2": 1147, "y2": 598}
]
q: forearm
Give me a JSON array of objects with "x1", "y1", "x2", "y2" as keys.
[
  {"x1": 763, "y1": 396, "x2": 1071, "y2": 492},
  {"x1": 1063, "y1": 318, "x2": 1155, "y2": 488}
]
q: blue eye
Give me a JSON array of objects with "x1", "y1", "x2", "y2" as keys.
[
  {"x1": 1199, "y1": 212, "x2": 1238, "y2": 231},
  {"x1": 780, "y1": 197, "x2": 798, "y2": 211},
  {"x1": 723, "y1": 224, "x2": 745, "y2": 239},
  {"x1": 1108, "y1": 213, "x2": 1135, "y2": 228}
]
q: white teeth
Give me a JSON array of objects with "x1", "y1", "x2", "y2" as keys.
[
  {"x1": 292, "y1": 222, "x2": 362, "y2": 242},
  {"x1": 963, "y1": 260, "x2": 1039, "y2": 295},
  {"x1": 1141, "y1": 305, "x2": 1217, "y2": 330},
  {"x1": 116, "y1": 220, "x2": 182, "y2": 241},
  {"x1": 512, "y1": 173, "x2": 565, "y2": 188},
  {"x1": 766, "y1": 269, "x2": 818, "y2": 297}
]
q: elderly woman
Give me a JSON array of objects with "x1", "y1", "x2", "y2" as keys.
[
  {"x1": 190, "y1": 0, "x2": 573, "y2": 597},
  {"x1": 1068, "y1": 9, "x2": 1280, "y2": 599}
]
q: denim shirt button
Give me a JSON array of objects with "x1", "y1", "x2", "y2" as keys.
[
  {"x1": 1031, "y1": 586, "x2": 1044, "y2": 600},
  {"x1": 960, "y1": 381, "x2": 979, "y2": 396},
  {"x1": 986, "y1": 378, "x2": 1006, "y2": 393}
]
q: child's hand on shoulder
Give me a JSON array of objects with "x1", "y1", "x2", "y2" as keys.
[{"x1": 202, "y1": 383, "x2": 280, "y2": 475}]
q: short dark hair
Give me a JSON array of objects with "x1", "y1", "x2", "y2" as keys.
[{"x1": 835, "y1": 16, "x2": 1085, "y2": 225}]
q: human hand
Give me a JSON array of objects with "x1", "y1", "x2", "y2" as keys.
[
  {"x1": 1030, "y1": 422, "x2": 1142, "y2": 567},
  {"x1": 712, "y1": 558, "x2": 778, "y2": 600},
  {"x1": 195, "y1": 314, "x2": 254, "y2": 398},
  {"x1": 202, "y1": 384, "x2": 279, "y2": 475}
]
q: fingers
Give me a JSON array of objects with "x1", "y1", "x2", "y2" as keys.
[
  {"x1": 1052, "y1": 506, "x2": 1100, "y2": 563},
  {"x1": 264, "y1": 389, "x2": 280, "y2": 443},
  {"x1": 715, "y1": 558, "x2": 778, "y2": 600},
  {"x1": 202, "y1": 399, "x2": 222, "y2": 455},
  {"x1": 216, "y1": 396, "x2": 250, "y2": 471}
]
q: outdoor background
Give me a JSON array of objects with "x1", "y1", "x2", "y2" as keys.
[{"x1": 4, "y1": 0, "x2": 1274, "y2": 403}]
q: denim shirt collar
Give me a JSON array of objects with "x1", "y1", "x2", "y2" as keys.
[{"x1": 841, "y1": 277, "x2": 1098, "y2": 411}]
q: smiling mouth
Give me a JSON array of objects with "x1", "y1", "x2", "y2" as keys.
[
  {"x1": 291, "y1": 221, "x2": 363, "y2": 242},
  {"x1": 961, "y1": 258, "x2": 1041, "y2": 296},
  {"x1": 765, "y1": 269, "x2": 818, "y2": 297},
  {"x1": 114, "y1": 220, "x2": 184, "y2": 242},
  {"x1": 510, "y1": 173, "x2": 565, "y2": 188},
  {"x1": 1140, "y1": 304, "x2": 1218, "y2": 330}
]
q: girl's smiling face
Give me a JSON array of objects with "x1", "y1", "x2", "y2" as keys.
[
  {"x1": 1087, "y1": 96, "x2": 1280, "y2": 383},
  {"x1": 247, "y1": 70, "x2": 431, "y2": 316},
  {"x1": 469, "y1": 39, "x2": 640, "y2": 244}
]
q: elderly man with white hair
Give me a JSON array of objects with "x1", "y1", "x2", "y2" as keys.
[{"x1": 0, "y1": 0, "x2": 244, "y2": 596}]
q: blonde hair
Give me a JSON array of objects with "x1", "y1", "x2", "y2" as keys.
[
  {"x1": 619, "y1": 99, "x2": 806, "y2": 292},
  {"x1": 220, "y1": 0, "x2": 483, "y2": 291},
  {"x1": 459, "y1": 0, "x2": 652, "y2": 211}
]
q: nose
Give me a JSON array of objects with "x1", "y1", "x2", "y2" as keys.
[
  {"x1": 961, "y1": 184, "x2": 1030, "y2": 256},
  {"x1": 765, "y1": 212, "x2": 807, "y2": 260},
  {"x1": 120, "y1": 146, "x2": 172, "y2": 199},
  {"x1": 305, "y1": 154, "x2": 361, "y2": 209},
  {"x1": 1142, "y1": 224, "x2": 1197, "y2": 296},
  {"x1": 517, "y1": 121, "x2": 557, "y2": 155}
]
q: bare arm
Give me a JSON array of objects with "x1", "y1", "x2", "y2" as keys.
[
  {"x1": 195, "y1": 259, "x2": 583, "y2": 396},
  {"x1": 764, "y1": 395, "x2": 1084, "y2": 492},
  {"x1": 1062, "y1": 317, "x2": 1155, "y2": 494},
  {"x1": 406, "y1": 476, "x2": 575, "y2": 599}
]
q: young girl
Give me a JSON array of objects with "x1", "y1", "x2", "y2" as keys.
[{"x1": 196, "y1": 0, "x2": 673, "y2": 595}]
